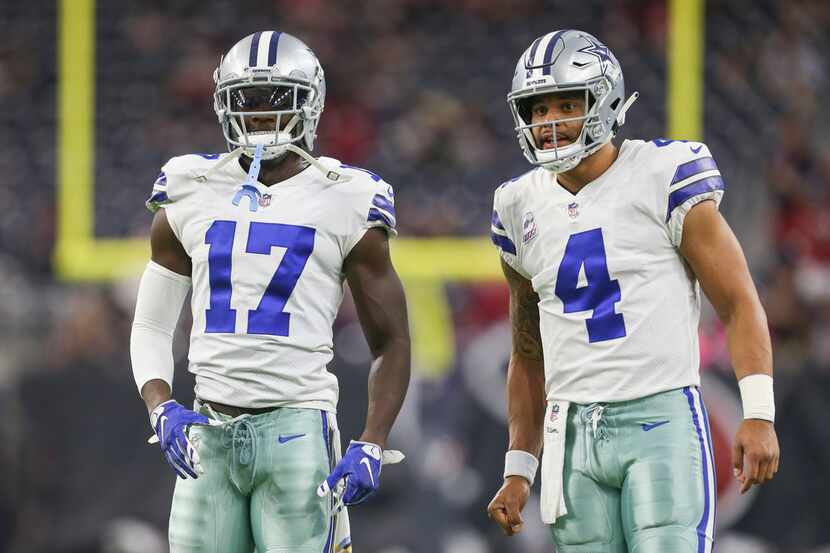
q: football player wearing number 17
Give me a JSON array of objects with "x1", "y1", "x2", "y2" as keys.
[
  {"x1": 486, "y1": 30, "x2": 779, "y2": 552},
  {"x1": 129, "y1": 31, "x2": 410, "y2": 553}
]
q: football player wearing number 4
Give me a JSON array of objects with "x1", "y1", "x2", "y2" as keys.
[
  {"x1": 130, "y1": 31, "x2": 410, "y2": 553},
  {"x1": 486, "y1": 30, "x2": 779, "y2": 553}
]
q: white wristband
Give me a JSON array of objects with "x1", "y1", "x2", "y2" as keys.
[
  {"x1": 503, "y1": 450, "x2": 539, "y2": 486},
  {"x1": 738, "y1": 374, "x2": 775, "y2": 422}
]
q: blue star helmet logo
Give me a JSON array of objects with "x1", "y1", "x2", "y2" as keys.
[{"x1": 577, "y1": 37, "x2": 614, "y2": 65}]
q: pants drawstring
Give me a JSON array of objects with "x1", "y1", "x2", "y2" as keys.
[
  {"x1": 221, "y1": 415, "x2": 258, "y2": 493},
  {"x1": 583, "y1": 404, "x2": 608, "y2": 441}
]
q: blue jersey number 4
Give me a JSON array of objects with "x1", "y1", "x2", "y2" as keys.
[
  {"x1": 204, "y1": 220, "x2": 315, "y2": 336},
  {"x1": 554, "y1": 228, "x2": 626, "y2": 343}
]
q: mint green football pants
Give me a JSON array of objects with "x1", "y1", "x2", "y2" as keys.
[
  {"x1": 551, "y1": 386, "x2": 716, "y2": 553},
  {"x1": 168, "y1": 403, "x2": 338, "y2": 553}
]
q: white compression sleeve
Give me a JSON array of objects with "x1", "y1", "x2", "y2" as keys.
[{"x1": 130, "y1": 260, "x2": 191, "y2": 394}]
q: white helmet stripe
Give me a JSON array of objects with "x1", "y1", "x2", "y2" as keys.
[
  {"x1": 541, "y1": 30, "x2": 567, "y2": 75},
  {"x1": 532, "y1": 33, "x2": 551, "y2": 70},
  {"x1": 536, "y1": 33, "x2": 554, "y2": 69},
  {"x1": 257, "y1": 31, "x2": 273, "y2": 67},
  {"x1": 525, "y1": 30, "x2": 570, "y2": 75}
]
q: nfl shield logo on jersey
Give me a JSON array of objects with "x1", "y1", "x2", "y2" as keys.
[
  {"x1": 568, "y1": 202, "x2": 579, "y2": 218},
  {"x1": 258, "y1": 193, "x2": 272, "y2": 208},
  {"x1": 522, "y1": 211, "x2": 537, "y2": 243}
]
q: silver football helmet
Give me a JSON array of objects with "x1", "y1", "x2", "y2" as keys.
[
  {"x1": 213, "y1": 31, "x2": 325, "y2": 160},
  {"x1": 508, "y1": 29, "x2": 638, "y2": 173}
]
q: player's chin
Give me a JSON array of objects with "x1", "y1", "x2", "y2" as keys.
[{"x1": 540, "y1": 139, "x2": 574, "y2": 150}]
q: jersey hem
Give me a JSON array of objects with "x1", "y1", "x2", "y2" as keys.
[{"x1": 546, "y1": 379, "x2": 701, "y2": 405}]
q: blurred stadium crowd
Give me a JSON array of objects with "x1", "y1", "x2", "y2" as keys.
[{"x1": 1, "y1": 0, "x2": 829, "y2": 552}]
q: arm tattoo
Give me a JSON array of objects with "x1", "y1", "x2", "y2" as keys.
[{"x1": 502, "y1": 260, "x2": 543, "y2": 361}]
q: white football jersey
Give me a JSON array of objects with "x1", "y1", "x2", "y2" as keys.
[
  {"x1": 146, "y1": 153, "x2": 396, "y2": 411},
  {"x1": 491, "y1": 139, "x2": 725, "y2": 403}
]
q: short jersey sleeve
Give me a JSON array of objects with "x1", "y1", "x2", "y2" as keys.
[
  {"x1": 365, "y1": 182, "x2": 397, "y2": 237},
  {"x1": 146, "y1": 169, "x2": 171, "y2": 213},
  {"x1": 144, "y1": 155, "x2": 207, "y2": 242},
  {"x1": 339, "y1": 164, "x2": 397, "y2": 255},
  {"x1": 658, "y1": 141, "x2": 726, "y2": 247},
  {"x1": 491, "y1": 183, "x2": 530, "y2": 279},
  {"x1": 144, "y1": 161, "x2": 182, "y2": 240}
]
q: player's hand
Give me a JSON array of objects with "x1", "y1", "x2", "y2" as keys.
[
  {"x1": 316, "y1": 441, "x2": 405, "y2": 507},
  {"x1": 487, "y1": 476, "x2": 530, "y2": 536},
  {"x1": 732, "y1": 418, "x2": 779, "y2": 494},
  {"x1": 148, "y1": 400, "x2": 215, "y2": 479}
]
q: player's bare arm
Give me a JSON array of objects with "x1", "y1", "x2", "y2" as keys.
[
  {"x1": 343, "y1": 228, "x2": 411, "y2": 449},
  {"x1": 487, "y1": 259, "x2": 546, "y2": 537},
  {"x1": 680, "y1": 200, "x2": 780, "y2": 494},
  {"x1": 138, "y1": 209, "x2": 192, "y2": 414}
]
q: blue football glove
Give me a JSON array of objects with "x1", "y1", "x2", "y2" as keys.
[
  {"x1": 317, "y1": 441, "x2": 405, "y2": 507},
  {"x1": 147, "y1": 400, "x2": 214, "y2": 479}
]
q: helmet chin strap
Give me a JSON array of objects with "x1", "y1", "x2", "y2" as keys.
[
  {"x1": 616, "y1": 91, "x2": 639, "y2": 126},
  {"x1": 283, "y1": 144, "x2": 343, "y2": 182},
  {"x1": 201, "y1": 117, "x2": 345, "y2": 183},
  {"x1": 195, "y1": 147, "x2": 244, "y2": 183}
]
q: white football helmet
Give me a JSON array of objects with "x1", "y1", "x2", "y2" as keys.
[
  {"x1": 508, "y1": 29, "x2": 638, "y2": 173},
  {"x1": 213, "y1": 31, "x2": 325, "y2": 160}
]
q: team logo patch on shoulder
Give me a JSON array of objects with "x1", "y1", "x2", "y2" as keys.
[{"x1": 522, "y1": 211, "x2": 537, "y2": 243}]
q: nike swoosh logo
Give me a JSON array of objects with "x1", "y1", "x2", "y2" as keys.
[
  {"x1": 360, "y1": 457, "x2": 375, "y2": 486},
  {"x1": 278, "y1": 433, "x2": 306, "y2": 444},
  {"x1": 641, "y1": 420, "x2": 670, "y2": 431},
  {"x1": 689, "y1": 145, "x2": 703, "y2": 154}
]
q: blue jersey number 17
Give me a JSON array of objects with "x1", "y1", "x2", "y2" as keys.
[
  {"x1": 204, "y1": 220, "x2": 315, "y2": 336},
  {"x1": 554, "y1": 228, "x2": 626, "y2": 343}
]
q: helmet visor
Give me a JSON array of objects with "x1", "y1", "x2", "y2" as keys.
[{"x1": 228, "y1": 85, "x2": 309, "y2": 112}]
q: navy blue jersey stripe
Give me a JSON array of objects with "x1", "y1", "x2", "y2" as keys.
[
  {"x1": 340, "y1": 163, "x2": 382, "y2": 182},
  {"x1": 490, "y1": 231, "x2": 517, "y2": 255},
  {"x1": 368, "y1": 207, "x2": 395, "y2": 228},
  {"x1": 491, "y1": 210, "x2": 505, "y2": 231},
  {"x1": 248, "y1": 31, "x2": 263, "y2": 67},
  {"x1": 671, "y1": 156, "x2": 718, "y2": 186},
  {"x1": 666, "y1": 176, "x2": 725, "y2": 221},
  {"x1": 267, "y1": 31, "x2": 281, "y2": 65},
  {"x1": 148, "y1": 191, "x2": 168, "y2": 204},
  {"x1": 372, "y1": 194, "x2": 395, "y2": 214}
]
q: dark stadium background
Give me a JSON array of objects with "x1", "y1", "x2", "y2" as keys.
[{"x1": 1, "y1": 1, "x2": 828, "y2": 552}]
